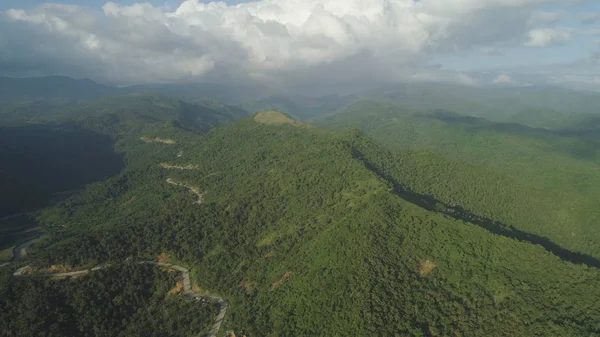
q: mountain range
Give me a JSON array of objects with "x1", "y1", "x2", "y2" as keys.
[{"x1": 1, "y1": 76, "x2": 600, "y2": 337}]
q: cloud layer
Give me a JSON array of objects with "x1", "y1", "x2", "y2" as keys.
[
  {"x1": 0, "y1": 0, "x2": 596, "y2": 92},
  {"x1": 524, "y1": 28, "x2": 572, "y2": 47}
]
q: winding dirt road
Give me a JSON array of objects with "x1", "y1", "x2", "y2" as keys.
[
  {"x1": 12, "y1": 234, "x2": 47, "y2": 261},
  {"x1": 13, "y1": 261, "x2": 228, "y2": 337},
  {"x1": 166, "y1": 178, "x2": 204, "y2": 205},
  {"x1": 0, "y1": 213, "x2": 26, "y2": 221},
  {"x1": 0, "y1": 234, "x2": 47, "y2": 269}
]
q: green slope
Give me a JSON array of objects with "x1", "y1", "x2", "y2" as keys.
[
  {"x1": 16, "y1": 111, "x2": 600, "y2": 336},
  {"x1": 366, "y1": 83, "x2": 600, "y2": 126},
  {"x1": 0, "y1": 263, "x2": 216, "y2": 337},
  {"x1": 315, "y1": 99, "x2": 600, "y2": 259},
  {"x1": 20, "y1": 93, "x2": 247, "y2": 134}
]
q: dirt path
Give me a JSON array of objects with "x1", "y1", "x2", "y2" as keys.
[
  {"x1": 0, "y1": 213, "x2": 25, "y2": 221},
  {"x1": 0, "y1": 233, "x2": 46, "y2": 270},
  {"x1": 13, "y1": 227, "x2": 39, "y2": 235},
  {"x1": 11, "y1": 234, "x2": 47, "y2": 261},
  {"x1": 13, "y1": 261, "x2": 228, "y2": 337},
  {"x1": 166, "y1": 178, "x2": 204, "y2": 205},
  {"x1": 160, "y1": 163, "x2": 199, "y2": 170}
]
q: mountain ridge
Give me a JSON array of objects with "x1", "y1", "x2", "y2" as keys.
[
  {"x1": 2, "y1": 79, "x2": 600, "y2": 336},
  {"x1": 316, "y1": 99, "x2": 600, "y2": 258},
  {"x1": 18, "y1": 113, "x2": 600, "y2": 336}
]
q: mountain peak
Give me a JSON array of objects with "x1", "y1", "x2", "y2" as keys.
[{"x1": 253, "y1": 110, "x2": 311, "y2": 127}]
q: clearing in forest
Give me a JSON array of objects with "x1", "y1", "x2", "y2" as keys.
[
  {"x1": 157, "y1": 253, "x2": 170, "y2": 263},
  {"x1": 270, "y1": 271, "x2": 293, "y2": 290},
  {"x1": 159, "y1": 163, "x2": 199, "y2": 170},
  {"x1": 47, "y1": 265, "x2": 73, "y2": 274},
  {"x1": 419, "y1": 259, "x2": 437, "y2": 276},
  {"x1": 239, "y1": 280, "x2": 254, "y2": 294},
  {"x1": 140, "y1": 136, "x2": 176, "y2": 145},
  {"x1": 168, "y1": 280, "x2": 184, "y2": 295},
  {"x1": 253, "y1": 111, "x2": 311, "y2": 127}
]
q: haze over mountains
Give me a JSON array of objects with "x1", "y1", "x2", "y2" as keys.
[{"x1": 3, "y1": 75, "x2": 600, "y2": 126}]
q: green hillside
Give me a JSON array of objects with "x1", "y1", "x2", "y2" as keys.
[
  {"x1": 0, "y1": 94, "x2": 246, "y2": 134},
  {"x1": 366, "y1": 83, "x2": 600, "y2": 127},
  {"x1": 7, "y1": 111, "x2": 598, "y2": 336},
  {"x1": 0, "y1": 263, "x2": 216, "y2": 337},
  {"x1": 315, "y1": 99, "x2": 600, "y2": 259}
]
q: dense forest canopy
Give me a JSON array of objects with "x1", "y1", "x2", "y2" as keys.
[
  {"x1": 7, "y1": 110, "x2": 599, "y2": 336},
  {"x1": 0, "y1": 263, "x2": 217, "y2": 337},
  {"x1": 316, "y1": 99, "x2": 600, "y2": 259}
]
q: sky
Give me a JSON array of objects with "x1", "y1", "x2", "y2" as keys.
[
  {"x1": 0, "y1": 0, "x2": 247, "y2": 10},
  {"x1": 1, "y1": 0, "x2": 600, "y2": 93}
]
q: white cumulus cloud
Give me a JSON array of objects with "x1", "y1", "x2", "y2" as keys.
[
  {"x1": 493, "y1": 74, "x2": 517, "y2": 84},
  {"x1": 524, "y1": 28, "x2": 572, "y2": 47},
  {"x1": 457, "y1": 73, "x2": 478, "y2": 86},
  {"x1": 0, "y1": 0, "x2": 586, "y2": 91}
]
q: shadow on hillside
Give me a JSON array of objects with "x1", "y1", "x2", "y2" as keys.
[
  {"x1": 417, "y1": 110, "x2": 598, "y2": 160},
  {"x1": 353, "y1": 149, "x2": 600, "y2": 269},
  {"x1": 0, "y1": 124, "x2": 124, "y2": 217}
]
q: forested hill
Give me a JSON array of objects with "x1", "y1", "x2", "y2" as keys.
[
  {"x1": 315, "y1": 100, "x2": 600, "y2": 260},
  {"x1": 0, "y1": 93, "x2": 248, "y2": 134},
  {"x1": 360, "y1": 83, "x2": 600, "y2": 127},
  {"x1": 16, "y1": 111, "x2": 600, "y2": 336},
  {"x1": 0, "y1": 263, "x2": 217, "y2": 337}
]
